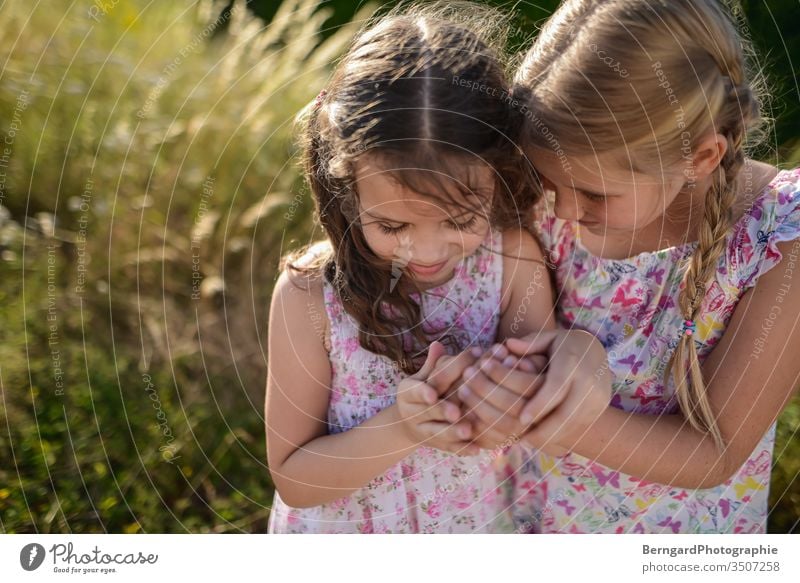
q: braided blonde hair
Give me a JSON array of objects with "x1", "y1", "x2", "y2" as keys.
[{"x1": 514, "y1": 0, "x2": 769, "y2": 448}]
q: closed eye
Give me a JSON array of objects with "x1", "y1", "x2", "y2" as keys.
[
  {"x1": 581, "y1": 190, "x2": 606, "y2": 203},
  {"x1": 378, "y1": 223, "x2": 408, "y2": 235},
  {"x1": 448, "y1": 215, "x2": 480, "y2": 231}
]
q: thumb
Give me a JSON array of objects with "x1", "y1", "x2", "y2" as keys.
[
  {"x1": 411, "y1": 341, "x2": 446, "y2": 380},
  {"x1": 504, "y1": 329, "x2": 560, "y2": 357}
]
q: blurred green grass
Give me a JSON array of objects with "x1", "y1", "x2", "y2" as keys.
[
  {"x1": 0, "y1": 0, "x2": 366, "y2": 532},
  {"x1": 0, "y1": 0, "x2": 797, "y2": 533}
]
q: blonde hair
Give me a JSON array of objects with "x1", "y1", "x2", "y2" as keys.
[{"x1": 514, "y1": 0, "x2": 769, "y2": 448}]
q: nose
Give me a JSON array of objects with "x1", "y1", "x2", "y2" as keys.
[
  {"x1": 410, "y1": 237, "x2": 450, "y2": 265},
  {"x1": 553, "y1": 189, "x2": 585, "y2": 222}
]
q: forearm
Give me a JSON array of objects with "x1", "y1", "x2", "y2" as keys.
[
  {"x1": 273, "y1": 404, "x2": 419, "y2": 508},
  {"x1": 567, "y1": 406, "x2": 736, "y2": 489}
]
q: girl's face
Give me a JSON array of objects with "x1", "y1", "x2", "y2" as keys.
[
  {"x1": 529, "y1": 147, "x2": 686, "y2": 236},
  {"x1": 354, "y1": 156, "x2": 494, "y2": 289}
]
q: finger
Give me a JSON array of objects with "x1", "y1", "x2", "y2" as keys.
[
  {"x1": 416, "y1": 420, "x2": 473, "y2": 441},
  {"x1": 427, "y1": 350, "x2": 477, "y2": 396},
  {"x1": 442, "y1": 390, "x2": 464, "y2": 410},
  {"x1": 411, "y1": 341, "x2": 446, "y2": 380},
  {"x1": 506, "y1": 355, "x2": 534, "y2": 373},
  {"x1": 486, "y1": 343, "x2": 509, "y2": 360},
  {"x1": 519, "y1": 364, "x2": 575, "y2": 426},
  {"x1": 417, "y1": 399, "x2": 462, "y2": 424},
  {"x1": 529, "y1": 354, "x2": 548, "y2": 372},
  {"x1": 415, "y1": 421, "x2": 479, "y2": 455},
  {"x1": 470, "y1": 421, "x2": 514, "y2": 450},
  {"x1": 468, "y1": 345, "x2": 485, "y2": 359},
  {"x1": 476, "y1": 358, "x2": 544, "y2": 398},
  {"x1": 402, "y1": 386, "x2": 462, "y2": 424},
  {"x1": 403, "y1": 380, "x2": 463, "y2": 421},
  {"x1": 459, "y1": 388, "x2": 524, "y2": 438},
  {"x1": 499, "y1": 355, "x2": 546, "y2": 373},
  {"x1": 458, "y1": 369, "x2": 528, "y2": 417},
  {"x1": 504, "y1": 330, "x2": 560, "y2": 357},
  {"x1": 399, "y1": 380, "x2": 438, "y2": 407}
]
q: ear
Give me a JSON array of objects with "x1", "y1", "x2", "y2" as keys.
[{"x1": 688, "y1": 133, "x2": 727, "y2": 180}]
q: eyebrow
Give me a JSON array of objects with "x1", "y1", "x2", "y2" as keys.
[
  {"x1": 361, "y1": 210, "x2": 401, "y2": 222},
  {"x1": 360, "y1": 208, "x2": 479, "y2": 222}
]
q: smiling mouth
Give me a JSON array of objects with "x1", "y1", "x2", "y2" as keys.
[{"x1": 407, "y1": 261, "x2": 448, "y2": 276}]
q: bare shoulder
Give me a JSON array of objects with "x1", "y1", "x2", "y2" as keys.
[
  {"x1": 498, "y1": 228, "x2": 554, "y2": 336},
  {"x1": 500, "y1": 228, "x2": 548, "y2": 305},
  {"x1": 734, "y1": 159, "x2": 781, "y2": 215},
  {"x1": 501, "y1": 227, "x2": 546, "y2": 260},
  {"x1": 272, "y1": 249, "x2": 331, "y2": 354}
]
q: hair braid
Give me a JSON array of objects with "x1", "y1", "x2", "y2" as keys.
[{"x1": 667, "y1": 78, "x2": 758, "y2": 449}]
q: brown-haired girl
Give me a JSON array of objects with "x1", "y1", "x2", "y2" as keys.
[
  {"x1": 455, "y1": 0, "x2": 800, "y2": 533},
  {"x1": 265, "y1": 3, "x2": 557, "y2": 533}
]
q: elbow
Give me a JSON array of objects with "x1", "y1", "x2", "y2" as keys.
[
  {"x1": 269, "y1": 466, "x2": 307, "y2": 508},
  {"x1": 693, "y1": 450, "x2": 744, "y2": 489},
  {"x1": 270, "y1": 470, "x2": 328, "y2": 509},
  {"x1": 276, "y1": 490, "x2": 317, "y2": 509},
  {"x1": 271, "y1": 476, "x2": 316, "y2": 509}
]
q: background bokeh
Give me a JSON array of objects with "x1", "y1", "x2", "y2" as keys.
[{"x1": 0, "y1": 0, "x2": 797, "y2": 533}]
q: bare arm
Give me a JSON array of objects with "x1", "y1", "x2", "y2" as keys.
[
  {"x1": 497, "y1": 228, "x2": 556, "y2": 340},
  {"x1": 463, "y1": 239, "x2": 800, "y2": 488},
  {"x1": 266, "y1": 269, "x2": 424, "y2": 508},
  {"x1": 565, "y1": 238, "x2": 800, "y2": 487}
]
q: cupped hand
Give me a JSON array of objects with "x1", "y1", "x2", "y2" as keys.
[
  {"x1": 395, "y1": 341, "x2": 480, "y2": 456},
  {"x1": 454, "y1": 344, "x2": 566, "y2": 453}
]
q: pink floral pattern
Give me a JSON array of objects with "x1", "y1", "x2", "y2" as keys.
[
  {"x1": 268, "y1": 230, "x2": 525, "y2": 533},
  {"x1": 520, "y1": 168, "x2": 800, "y2": 533}
]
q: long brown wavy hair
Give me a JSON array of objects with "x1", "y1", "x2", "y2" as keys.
[
  {"x1": 513, "y1": 0, "x2": 769, "y2": 448},
  {"x1": 284, "y1": 2, "x2": 540, "y2": 374}
]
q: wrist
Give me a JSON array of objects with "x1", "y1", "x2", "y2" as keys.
[
  {"x1": 566, "y1": 404, "x2": 614, "y2": 455},
  {"x1": 388, "y1": 403, "x2": 424, "y2": 452}
]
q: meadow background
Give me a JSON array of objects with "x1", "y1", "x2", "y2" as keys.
[{"x1": 0, "y1": 0, "x2": 797, "y2": 533}]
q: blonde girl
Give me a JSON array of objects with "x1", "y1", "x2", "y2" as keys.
[{"x1": 455, "y1": 0, "x2": 800, "y2": 533}]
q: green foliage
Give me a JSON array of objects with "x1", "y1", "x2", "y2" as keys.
[
  {"x1": 0, "y1": 0, "x2": 368, "y2": 532},
  {"x1": 769, "y1": 396, "x2": 800, "y2": 533}
]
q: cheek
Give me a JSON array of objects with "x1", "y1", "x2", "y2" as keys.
[
  {"x1": 447, "y1": 221, "x2": 491, "y2": 256},
  {"x1": 459, "y1": 229, "x2": 489, "y2": 253},
  {"x1": 361, "y1": 229, "x2": 399, "y2": 260},
  {"x1": 597, "y1": 193, "x2": 662, "y2": 227}
]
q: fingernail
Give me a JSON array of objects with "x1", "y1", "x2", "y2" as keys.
[
  {"x1": 458, "y1": 385, "x2": 471, "y2": 399},
  {"x1": 520, "y1": 413, "x2": 532, "y2": 425},
  {"x1": 503, "y1": 356, "x2": 516, "y2": 368},
  {"x1": 463, "y1": 366, "x2": 477, "y2": 378},
  {"x1": 480, "y1": 359, "x2": 493, "y2": 371},
  {"x1": 459, "y1": 426, "x2": 471, "y2": 439},
  {"x1": 470, "y1": 346, "x2": 483, "y2": 357},
  {"x1": 494, "y1": 345, "x2": 509, "y2": 359}
]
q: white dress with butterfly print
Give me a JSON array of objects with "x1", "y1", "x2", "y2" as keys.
[{"x1": 516, "y1": 168, "x2": 800, "y2": 533}]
